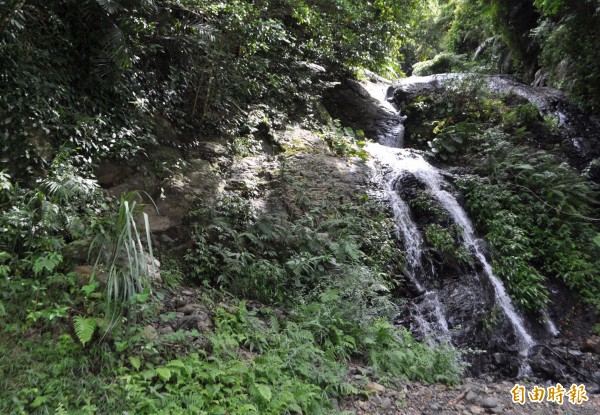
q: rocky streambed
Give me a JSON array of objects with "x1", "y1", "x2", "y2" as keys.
[{"x1": 340, "y1": 377, "x2": 600, "y2": 414}]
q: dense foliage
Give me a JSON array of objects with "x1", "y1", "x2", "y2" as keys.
[
  {"x1": 414, "y1": 0, "x2": 600, "y2": 110},
  {"x1": 0, "y1": 0, "x2": 428, "y2": 180},
  {"x1": 0, "y1": 2, "x2": 468, "y2": 411},
  {"x1": 2, "y1": 0, "x2": 600, "y2": 412}
]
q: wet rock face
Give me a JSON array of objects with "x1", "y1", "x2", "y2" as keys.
[
  {"x1": 392, "y1": 173, "x2": 526, "y2": 377},
  {"x1": 383, "y1": 166, "x2": 598, "y2": 381},
  {"x1": 528, "y1": 339, "x2": 600, "y2": 387},
  {"x1": 392, "y1": 74, "x2": 600, "y2": 181},
  {"x1": 367, "y1": 80, "x2": 600, "y2": 384},
  {"x1": 322, "y1": 79, "x2": 405, "y2": 147}
]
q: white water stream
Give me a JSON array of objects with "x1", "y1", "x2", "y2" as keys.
[
  {"x1": 368, "y1": 145, "x2": 536, "y2": 352},
  {"x1": 362, "y1": 78, "x2": 540, "y2": 354}
]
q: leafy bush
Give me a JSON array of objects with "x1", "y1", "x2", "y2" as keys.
[
  {"x1": 531, "y1": 5, "x2": 600, "y2": 111},
  {"x1": 412, "y1": 52, "x2": 468, "y2": 76},
  {"x1": 185, "y1": 192, "x2": 397, "y2": 304},
  {"x1": 89, "y1": 193, "x2": 156, "y2": 328},
  {"x1": 318, "y1": 120, "x2": 369, "y2": 161},
  {"x1": 455, "y1": 134, "x2": 600, "y2": 312},
  {"x1": 436, "y1": 0, "x2": 600, "y2": 109},
  {"x1": 424, "y1": 223, "x2": 472, "y2": 265}
]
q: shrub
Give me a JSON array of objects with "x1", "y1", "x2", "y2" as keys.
[{"x1": 412, "y1": 52, "x2": 467, "y2": 76}]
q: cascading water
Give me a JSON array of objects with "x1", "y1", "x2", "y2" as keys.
[
  {"x1": 363, "y1": 77, "x2": 537, "y2": 358},
  {"x1": 369, "y1": 145, "x2": 535, "y2": 352},
  {"x1": 370, "y1": 152, "x2": 450, "y2": 341},
  {"x1": 324, "y1": 74, "x2": 600, "y2": 381}
]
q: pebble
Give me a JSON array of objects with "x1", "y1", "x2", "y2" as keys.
[
  {"x1": 469, "y1": 405, "x2": 483, "y2": 414},
  {"x1": 379, "y1": 397, "x2": 392, "y2": 407},
  {"x1": 143, "y1": 325, "x2": 158, "y2": 340}
]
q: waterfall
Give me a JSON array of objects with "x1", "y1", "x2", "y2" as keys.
[
  {"x1": 323, "y1": 75, "x2": 587, "y2": 378},
  {"x1": 370, "y1": 158, "x2": 450, "y2": 340},
  {"x1": 368, "y1": 145, "x2": 536, "y2": 351}
]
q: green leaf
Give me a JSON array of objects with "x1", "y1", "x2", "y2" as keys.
[
  {"x1": 156, "y1": 367, "x2": 171, "y2": 381},
  {"x1": 167, "y1": 359, "x2": 186, "y2": 369},
  {"x1": 81, "y1": 281, "x2": 99, "y2": 296},
  {"x1": 30, "y1": 395, "x2": 48, "y2": 408},
  {"x1": 288, "y1": 403, "x2": 302, "y2": 412},
  {"x1": 73, "y1": 316, "x2": 97, "y2": 346},
  {"x1": 443, "y1": 144, "x2": 457, "y2": 153},
  {"x1": 256, "y1": 384, "x2": 272, "y2": 402},
  {"x1": 33, "y1": 253, "x2": 63, "y2": 276},
  {"x1": 515, "y1": 164, "x2": 534, "y2": 170},
  {"x1": 133, "y1": 287, "x2": 151, "y2": 303},
  {"x1": 140, "y1": 369, "x2": 156, "y2": 380},
  {"x1": 211, "y1": 407, "x2": 226, "y2": 415},
  {"x1": 593, "y1": 234, "x2": 600, "y2": 248},
  {"x1": 129, "y1": 356, "x2": 141, "y2": 370}
]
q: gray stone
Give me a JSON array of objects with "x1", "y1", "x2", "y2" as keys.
[
  {"x1": 366, "y1": 382, "x2": 386, "y2": 393},
  {"x1": 160, "y1": 234, "x2": 175, "y2": 244},
  {"x1": 177, "y1": 304, "x2": 195, "y2": 315},
  {"x1": 481, "y1": 397, "x2": 500, "y2": 408},
  {"x1": 582, "y1": 336, "x2": 600, "y2": 354},
  {"x1": 194, "y1": 141, "x2": 230, "y2": 160},
  {"x1": 379, "y1": 397, "x2": 392, "y2": 408},
  {"x1": 138, "y1": 157, "x2": 223, "y2": 233},
  {"x1": 146, "y1": 255, "x2": 161, "y2": 282},
  {"x1": 196, "y1": 314, "x2": 213, "y2": 331},
  {"x1": 176, "y1": 315, "x2": 201, "y2": 330},
  {"x1": 143, "y1": 325, "x2": 158, "y2": 340},
  {"x1": 465, "y1": 391, "x2": 478, "y2": 403},
  {"x1": 159, "y1": 326, "x2": 174, "y2": 335},
  {"x1": 469, "y1": 405, "x2": 483, "y2": 414},
  {"x1": 108, "y1": 172, "x2": 160, "y2": 201}
]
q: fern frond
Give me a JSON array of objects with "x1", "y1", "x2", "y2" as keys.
[{"x1": 73, "y1": 316, "x2": 97, "y2": 346}]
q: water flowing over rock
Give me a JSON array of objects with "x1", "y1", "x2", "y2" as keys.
[
  {"x1": 392, "y1": 74, "x2": 600, "y2": 181},
  {"x1": 367, "y1": 145, "x2": 536, "y2": 374},
  {"x1": 322, "y1": 78, "x2": 405, "y2": 148},
  {"x1": 327, "y1": 75, "x2": 600, "y2": 382}
]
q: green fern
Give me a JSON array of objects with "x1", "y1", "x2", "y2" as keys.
[{"x1": 73, "y1": 316, "x2": 97, "y2": 346}]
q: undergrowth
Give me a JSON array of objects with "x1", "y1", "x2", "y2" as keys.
[
  {"x1": 0, "y1": 155, "x2": 466, "y2": 414},
  {"x1": 1, "y1": 293, "x2": 465, "y2": 414}
]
